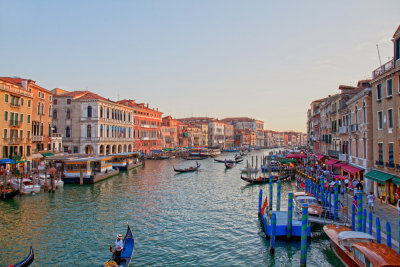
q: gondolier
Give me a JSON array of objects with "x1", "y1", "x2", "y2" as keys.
[{"x1": 114, "y1": 234, "x2": 123, "y2": 264}]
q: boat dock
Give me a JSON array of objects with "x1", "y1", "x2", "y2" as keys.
[{"x1": 261, "y1": 210, "x2": 311, "y2": 238}]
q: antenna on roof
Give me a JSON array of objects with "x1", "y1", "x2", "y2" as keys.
[{"x1": 376, "y1": 44, "x2": 382, "y2": 66}]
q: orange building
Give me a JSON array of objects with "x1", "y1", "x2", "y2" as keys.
[
  {"x1": 118, "y1": 100, "x2": 163, "y2": 154},
  {"x1": 161, "y1": 116, "x2": 180, "y2": 149}
]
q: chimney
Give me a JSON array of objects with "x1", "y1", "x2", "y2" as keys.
[{"x1": 147, "y1": 103, "x2": 149, "y2": 108}]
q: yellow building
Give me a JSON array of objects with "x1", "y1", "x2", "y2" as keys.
[{"x1": 0, "y1": 78, "x2": 34, "y2": 165}]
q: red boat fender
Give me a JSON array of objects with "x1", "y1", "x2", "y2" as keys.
[{"x1": 261, "y1": 194, "x2": 268, "y2": 215}]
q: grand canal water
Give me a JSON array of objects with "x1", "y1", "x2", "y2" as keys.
[{"x1": 0, "y1": 150, "x2": 343, "y2": 266}]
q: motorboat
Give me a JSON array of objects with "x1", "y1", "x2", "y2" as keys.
[
  {"x1": 293, "y1": 192, "x2": 323, "y2": 216},
  {"x1": 323, "y1": 224, "x2": 400, "y2": 266},
  {"x1": 11, "y1": 178, "x2": 41, "y2": 195}
]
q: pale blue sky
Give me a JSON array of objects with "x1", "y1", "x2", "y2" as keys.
[{"x1": 1, "y1": 1, "x2": 399, "y2": 132}]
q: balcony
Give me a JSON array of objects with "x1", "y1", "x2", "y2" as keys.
[
  {"x1": 375, "y1": 161, "x2": 384, "y2": 167},
  {"x1": 372, "y1": 59, "x2": 394, "y2": 79},
  {"x1": 9, "y1": 120, "x2": 21, "y2": 127},
  {"x1": 339, "y1": 153, "x2": 348, "y2": 161},
  {"x1": 338, "y1": 126, "x2": 348, "y2": 134},
  {"x1": 10, "y1": 102, "x2": 19, "y2": 107},
  {"x1": 328, "y1": 150, "x2": 339, "y2": 158},
  {"x1": 385, "y1": 162, "x2": 395, "y2": 169},
  {"x1": 32, "y1": 136, "x2": 44, "y2": 142},
  {"x1": 8, "y1": 137, "x2": 21, "y2": 144},
  {"x1": 51, "y1": 133, "x2": 62, "y2": 138}
]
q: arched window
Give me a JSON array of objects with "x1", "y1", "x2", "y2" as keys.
[
  {"x1": 53, "y1": 126, "x2": 57, "y2": 133},
  {"x1": 362, "y1": 101, "x2": 366, "y2": 124},
  {"x1": 53, "y1": 109, "x2": 57, "y2": 119},
  {"x1": 107, "y1": 108, "x2": 110, "y2": 119},
  {"x1": 66, "y1": 109, "x2": 71, "y2": 119},
  {"x1": 100, "y1": 125, "x2": 103, "y2": 137},
  {"x1": 87, "y1": 106, "x2": 92, "y2": 118},
  {"x1": 66, "y1": 126, "x2": 70, "y2": 138},
  {"x1": 87, "y1": 125, "x2": 91, "y2": 138},
  {"x1": 100, "y1": 107, "x2": 103, "y2": 118}
]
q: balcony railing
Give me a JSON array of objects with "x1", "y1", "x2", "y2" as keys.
[
  {"x1": 10, "y1": 102, "x2": 19, "y2": 107},
  {"x1": 339, "y1": 126, "x2": 348, "y2": 134},
  {"x1": 328, "y1": 150, "x2": 339, "y2": 158},
  {"x1": 32, "y1": 136, "x2": 44, "y2": 142},
  {"x1": 8, "y1": 137, "x2": 21, "y2": 144},
  {"x1": 385, "y1": 162, "x2": 395, "y2": 169},
  {"x1": 52, "y1": 133, "x2": 62, "y2": 138},
  {"x1": 376, "y1": 161, "x2": 384, "y2": 167},
  {"x1": 372, "y1": 59, "x2": 394, "y2": 79}
]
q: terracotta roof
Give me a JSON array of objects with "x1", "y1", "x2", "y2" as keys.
[
  {"x1": 76, "y1": 92, "x2": 110, "y2": 102},
  {"x1": 0, "y1": 77, "x2": 24, "y2": 86},
  {"x1": 0, "y1": 77, "x2": 52, "y2": 93},
  {"x1": 58, "y1": 90, "x2": 89, "y2": 98},
  {"x1": 221, "y1": 117, "x2": 254, "y2": 122}
]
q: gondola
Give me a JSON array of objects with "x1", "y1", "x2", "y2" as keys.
[
  {"x1": 0, "y1": 189, "x2": 19, "y2": 201},
  {"x1": 10, "y1": 246, "x2": 34, "y2": 267},
  {"x1": 214, "y1": 158, "x2": 243, "y2": 164},
  {"x1": 225, "y1": 162, "x2": 234, "y2": 169},
  {"x1": 185, "y1": 156, "x2": 206, "y2": 160},
  {"x1": 173, "y1": 162, "x2": 200, "y2": 173},
  {"x1": 104, "y1": 225, "x2": 134, "y2": 267}
]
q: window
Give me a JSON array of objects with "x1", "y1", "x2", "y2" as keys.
[
  {"x1": 107, "y1": 108, "x2": 109, "y2": 119},
  {"x1": 20, "y1": 114, "x2": 23, "y2": 122},
  {"x1": 388, "y1": 109, "x2": 393, "y2": 129},
  {"x1": 73, "y1": 146, "x2": 79, "y2": 153},
  {"x1": 3, "y1": 129, "x2": 7, "y2": 138},
  {"x1": 389, "y1": 143, "x2": 394, "y2": 164},
  {"x1": 27, "y1": 131, "x2": 30, "y2": 139},
  {"x1": 26, "y1": 146, "x2": 30, "y2": 156},
  {"x1": 87, "y1": 125, "x2": 91, "y2": 138},
  {"x1": 53, "y1": 99, "x2": 57, "y2": 105},
  {"x1": 66, "y1": 126, "x2": 70, "y2": 138},
  {"x1": 19, "y1": 130, "x2": 23, "y2": 139},
  {"x1": 67, "y1": 99, "x2": 71, "y2": 104},
  {"x1": 377, "y1": 84, "x2": 382, "y2": 100},
  {"x1": 49, "y1": 105, "x2": 52, "y2": 116},
  {"x1": 27, "y1": 115, "x2": 30, "y2": 123},
  {"x1": 38, "y1": 92, "x2": 40, "y2": 97},
  {"x1": 4, "y1": 111, "x2": 8, "y2": 121},
  {"x1": 53, "y1": 109, "x2": 57, "y2": 119},
  {"x1": 49, "y1": 95, "x2": 52, "y2": 101},
  {"x1": 48, "y1": 124, "x2": 51, "y2": 136},
  {"x1": 362, "y1": 101, "x2": 366, "y2": 124},
  {"x1": 100, "y1": 107, "x2": 103, "y2": 118},
  {"x1": 377, "y1": 111, "x2": 383, "y2": 129},
  {"x1": 4, "y1": 94, "x2": 8, "y2": 103},
  {"x1": 28, "y1": 99, "x2": 31, "y2": 107},
  {"x1": 40, "y1": 123, "x2": 43, "y2": 136},
  {"x1": 20, "y1": 98, "x2": 24, "y2": 106},
  {"x1": 66, "y1": 109, "x2": 71, "y2": 119},
  {"x1": 378, "y1": 143, "x2": 383, "y2": 163},
  {"x1": 87, "y1": 106, "x2": 92, "y2": 118},
  {"x1": 395, "y1": 38, "x2": 400, "y2": 61},
  {"x1": 387, "y1": 79, "x2": 393, "y2": 97}
]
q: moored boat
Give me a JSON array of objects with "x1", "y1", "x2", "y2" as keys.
[
  {"x1": 0, "y1": 189, "x2": 19, "y2": 200},
  {"x1": 11, "y1": 179, "x2": 41, "y2": 195},
  {"x1": 104, "y1": 225, "x2": 134, "y2": 267},
  {"x1": 293, "y1": 192, "x2": 323, "y2": 216},
  {"x1": 240, "y1": 167, "x2": 259, "y2": 173},
  {"x1": 174, "y1": 162, "x2": 200, "y2": 173},
  {"x1": 214, "y1": 158, "x2": 243, "y2": 164},
  {"x1": 111, "y1": 152, "x2": 141, "y2": 170},
  {"x1": 10, "y1": 246, "x2": 34, "y2": 267},
  {"x1": 323, "y1": 224, "x2": 400, "y2": 266},
  {"x1": 225, "y1": 162, "x2": 234, "y2": 169},
  {"x1": 241, "y1": 175, "x2": 290, "y2": 184}
]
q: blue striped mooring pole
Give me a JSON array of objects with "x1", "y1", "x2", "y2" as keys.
[
  {"x1": 357, "y1": 190, "x2": 363, "y2": 232},
  {"x1": 287, "y1": 192, "x2": 293, "y2": 241},
  {"x1": 269, "y1": 174, "x2": 273, "y2": 210},
  {"x1": 376, "y1": 217, "x2": 381, "y2": 243},
  {"x1": 334, "y1": 186, "x2": 338, "y2": 221},
  {"x1": 363, "y1": 209, "x2": 367, "y2": 233},
  {"x1": 368, "y1": 211, "x2": 372, "y2": 235},
  {"x1": 351, "y1": 203, "x2": 355, "y2": 230},
  {"x1": 300, "y1": 204, "x2": 308, "y2": 267},
  {"x1": 258, "y1": 189, "x2": 263, "y2": 217},
  {"x1": 270, "y1": 212, "x2": 276, "y2": 254},
  {"x1": 277, "y1": 180, "x2": 281, "y2": 211},
  {"x1": 387, "y1": 222, "x2": 392, "y2": 248}
]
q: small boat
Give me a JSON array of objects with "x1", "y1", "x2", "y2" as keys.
[
  {"x1": 10, "y1": 246, "x2": 34, "y2": 267},
  {"x1": 323, "y1": 224, "x2": 400, "y2": 266},
  {"x1": 185, "y1": 156, "x2": 206, "y2": 160},
  {"x1": 241, "y1": 175, "x2": 290, "y2": 184},
  {"x1": 0, "y1": 189, "x2": 19, "y2": 200},
  {"x1": 293, "y1": 192, "x2": 323, "y2": 216},
  {"x1": 225, "y1": 162, "x2": 234, "y2": 169},
  {"x1": 174, "y1": 162, "x2": 200, "y2": 173},
  {"x1": 38, "y1": 174, "x2": 64, "y2": 189},
  {"x1": 214, "y1": 158, "x2": 243, "y2": 164},
  {"x1": 104, "y1": 225, "x2": 135, "y2": 267},
  {"x1": 11, "y1": 179, "x2": 41, "y2": 195}
]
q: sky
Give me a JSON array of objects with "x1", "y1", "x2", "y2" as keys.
[{"x1": 1, "y1": 1, "x2": 399, "y2": 132}]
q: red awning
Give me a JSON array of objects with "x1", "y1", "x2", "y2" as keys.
[
  {"x1": 286, "y1": 153, "x2": 307, "y2": 159},
  {"x1": 335, "y1": 175, "x2": 346, "y2": 180},
  {"x1": 341, "y1": 164, "x2": 363, "y2": 174},
  {"x1": 325, "y1": 159, "x2": 339, "y2": 166},
  {"x1": 333, "y1": 162, "x2": 347, "y2": 168},
  {"x1": 313, "y1": 154, "x2": 325, "y2": 160}
]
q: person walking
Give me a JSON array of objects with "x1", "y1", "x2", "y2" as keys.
[{"x1": 367, "y1": 192, "x2": 374, "y2": 213}]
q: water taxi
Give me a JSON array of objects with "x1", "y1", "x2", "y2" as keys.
[
  {"x1": 293, "y1": 192, "x2": 323, "y2": 216},
  {"x1": 111, "y1": 152, "x2": 141, "y2": 171},
  {"x1": 323, "y1": 224, "x2": 400, "y2": 266},
  {"x1": 62, "y1": 156, "x2": 118, "y2": 184}
]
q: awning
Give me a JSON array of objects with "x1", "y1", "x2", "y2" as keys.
[
  {"x1": 333, "y1": 162, "x2": 347, "y2": 168},
  {"x1": 286, "y1": 153, "x2": 307, "y2": 159},
  {"x1": 41, "y1": 153, "x2": 54, "y2": 157},
  {"x1": 341, "y1": 164, "x2": 363, "y2": 174},
  {"x1": 325, "y1": 159, "x2": 339, "y2": 166},
  {"x1": 391, "y1": 178, "x2": 400, "y2": 185},
  {"x1": 0, "y1": 159, "x2": 15, "y2": 164},
  {"x1": 313, "y1": 154, "x2": 325, "y2": 160},
  {"x1": 183, "y1": 133, "x2": 189, "y2": 137},
  {"x1": 16, "y1": 160, "x2": 27, "y2": 163},
  {"x1": 31, "y1": 153, "x2": 44, "y2": 159},
  {"x1": 365, "y1": 170, "x2": 394, "y2": 184}
]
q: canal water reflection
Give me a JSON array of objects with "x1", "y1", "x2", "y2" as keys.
[{"x1": 0, "y1": 150, "x2": 343, "y2": 266}]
